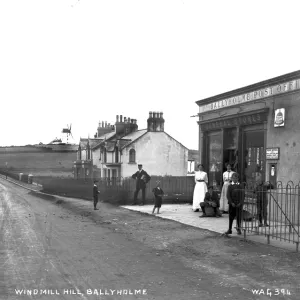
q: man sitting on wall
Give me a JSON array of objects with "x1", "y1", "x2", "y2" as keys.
[{"x1": 199, "y1": 186, "x2": 221, "y2": 218}]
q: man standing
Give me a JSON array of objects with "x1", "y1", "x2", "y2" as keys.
[
  {"x1": 132, "y1": 164, "x2": 151, "y2": 205},
  {"x1": 225, "y1": 172, "x2": 245, "y2": 235},
  {"x1": 93, "y1": 180, "x2": 100, "y2": 210}
]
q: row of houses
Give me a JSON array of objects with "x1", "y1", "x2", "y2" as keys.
[
  {"x1": 74, "y1": 112, "x2": 197, "y2": 180},
  {"x1": 75, "y1": 70, "x2": 300, "y2": 189}
]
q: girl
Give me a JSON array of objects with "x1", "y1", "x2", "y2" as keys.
[{"x1": 220, "y1": 163, "x2": 234, "y2": 213}]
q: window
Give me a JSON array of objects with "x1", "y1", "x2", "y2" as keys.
[
  {"x1": 115, "y1": 147, "x2": 119, "y2": 163},
  {"x1": 129, "y1": 149, "x2": 136, "y2": 163},
  {"x1": 104, "y1": 148, "x2": 107, "y2": 163},
  {"x1": 99, "y1": 149, "x2": 101, "y2": 161}
]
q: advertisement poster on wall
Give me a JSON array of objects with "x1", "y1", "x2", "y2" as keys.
[{"x1": 274, "y1": 108, "x2": 285, "y2": 127}]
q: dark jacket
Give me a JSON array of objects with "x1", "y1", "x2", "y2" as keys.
[
  {"x1": 132, "y1": 170, "x2": 151, "y2": 189},
  {"x1": 227, "y1": 183, "x2": 245, "y2": 206},
  {"x1": 204, "y1": 191, "x2": 220, "y2": 207},
  {"x1": 93, "y1": 184, "x2": 100, "y2": 198},
  {"x1": 255, "y1": 182, "x2": 273, "y2": 204},
  {"x1": 152, "y1": 187, "x2": 164, "y2": 198}
]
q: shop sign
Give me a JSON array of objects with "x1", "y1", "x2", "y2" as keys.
[
  {"x1": 198, "y1": 79, "x2": 300, "y2": 114},
  {"x1": 201, "y1": 112, "x2": 267, "y2": 131},
  {"x1": 266, "y1": 148, "x2": 280, "y2": 160},
  {"x1": 274, "y1": 108, "x2": 285, "y2": 127}
]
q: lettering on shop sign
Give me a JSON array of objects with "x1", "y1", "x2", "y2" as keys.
[
  {"x1": 266, "y1": 148, "x2": 280, "y2": 160},
  {"x1": 201, "y1": 112, "x2": 267, "y2": 131},
  {"x1": 198, "y1": 79, "x2": 300, "y2": 114}
]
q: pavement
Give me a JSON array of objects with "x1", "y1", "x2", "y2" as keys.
[
  {"x1": 1, "y1": 174, "x2": 299, "y2": 253},
  {"x1": 122, "y1": 203, "x2": 300, "y2": 252}
]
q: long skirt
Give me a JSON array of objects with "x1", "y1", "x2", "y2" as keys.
[
  {"x1": 192, "y1": 182, "x2": 207, "y2": 211},
  {"x1": 219, "y1": 181, "x2": 230, "y2": 212}
]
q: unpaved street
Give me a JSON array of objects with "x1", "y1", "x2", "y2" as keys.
[{"x1": 1, "y1": 178, "x2": 300, "y2": 300}]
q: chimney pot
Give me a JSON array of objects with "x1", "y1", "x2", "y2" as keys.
[
  {"x1": 102, "y1": 121, "x2": 104, "y2": 127},
  {"x1": 116, "y1": 115, "x2": 119, "y2": 122},
  {"x1": 128, "y1": 117, "x2": 131, "y2": 123},
  {"x1": 124, "y1": 117, "x2": 127, "y2": 123},
  {"x1": 149, "y1": 111, "x2": 153, "y2": 118},
  {"x1": 105, "y1": 121, "x2": 107, "y2": 127},
  {"x1": 120, "y1": 115, "x2": 123, "y2": 122}
]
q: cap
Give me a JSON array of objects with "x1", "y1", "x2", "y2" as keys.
[{"x1": 138, "y1": 164, "x2": 142, "y2": 167}]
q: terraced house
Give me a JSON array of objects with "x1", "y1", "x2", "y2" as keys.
[{"x1": 75, "y1": 112, "x2": 188, "y2": 180}]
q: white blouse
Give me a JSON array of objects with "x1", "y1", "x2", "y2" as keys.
[
  {"x1": 195, "y1": 171, "x2": 208, "y2": 183},
  {"x1": 223, "y1": 171, "x2": 234, "y2": 182}
]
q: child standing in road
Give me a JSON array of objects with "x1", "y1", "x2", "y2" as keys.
[{"x1": 152, "y1": 181, "x2": 164, "y2": 214}]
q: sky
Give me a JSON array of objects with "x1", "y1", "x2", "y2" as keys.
[{"x1": 1, "y1": 0, "x2": 300, "y2": 149}]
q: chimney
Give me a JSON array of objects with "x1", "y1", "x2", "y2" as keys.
[{"x1": 147, "y1": 111, "x2": 164, "y2": 132}]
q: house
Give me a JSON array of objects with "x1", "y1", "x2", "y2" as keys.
[
  {"x1": 74, "y1": 112, "x2": 189, "y2": 180},
  {"x1": 187, "y1": 149, "x2": 199, "y2": 176}
]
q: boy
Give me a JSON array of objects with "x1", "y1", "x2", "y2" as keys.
[
  {"x1": 93, "y1": 180, "x2": 100, "y2": 210},
  {"x1": 152, "y1": 181, "x2": 164, "y2": 214},
  {"x1": 225, "y1": 172, "x2": 245, "y2": 235}
]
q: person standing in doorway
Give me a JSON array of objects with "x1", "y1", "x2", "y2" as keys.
[
  {"x1": 132, "y1": 164, "x2": 151, "y2": 205},
  {"x1": 254, "y1": 172, "x2": 272, "y2": 227},
  {"x1": 220, "y1": 163, "x2": 235, "y2": 213},
  {"x1": 225, "y1": 172, "x2": 245, "y2": 235},
  {"x1": 192, "y1": 164, "x2": 208, "y2": 212},
  {"x1": 93, "y1": 180, "x2": 100, "y2": 210}
]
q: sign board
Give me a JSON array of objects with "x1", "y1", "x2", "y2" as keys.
[
  {"x1": 274, "y1": 108, "x2": 285, "y2": 127},
  {"x1": 198, "y1": 79, "x2": 300, "y2": 114},
  {"x1": 266, "y1": 148, "x2": 280, "y2": 160}
]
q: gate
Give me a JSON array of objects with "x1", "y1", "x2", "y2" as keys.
[{"x1": 241, "y1": 181, "x2": 300, "y2": 252}]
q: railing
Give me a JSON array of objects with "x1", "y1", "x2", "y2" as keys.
[{"x1": 241, "y1": 181, "x2": 300, "y2": 251}]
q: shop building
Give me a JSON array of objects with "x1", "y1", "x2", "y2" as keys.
[{"x1": 196, "y1": 70, "x2": 300, "y2": 189}]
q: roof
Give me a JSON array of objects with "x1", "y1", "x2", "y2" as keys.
[
  {"x1": 121, "y1": 130, "x2": 188, "y2": 150},
  {"x1": 196, "y1": 69, "x2": 300, "y2": 106},
  {"x1": 79, "y1": 138, "x2": 101, "y2": 149},
  {"x1": 120, "y1": 129, "x2": 148, "y2": 149},
  {"x1": 92, "y1": 131, "x2": 117, "y2": 150}
]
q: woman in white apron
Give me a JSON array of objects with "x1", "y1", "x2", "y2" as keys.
[
  {"x1": 192, "y1": 164, "x2": 208, "y2": 212},
  {"x1": 219, "y1": 163, "x2": 234, "y2": 213}
]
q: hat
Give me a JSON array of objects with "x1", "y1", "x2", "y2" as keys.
[
  {"x1": 207, "y1": 185, "x2": 214, "y2": 189},
  {"x1": 138, "y1": 164, "x2": 142, "y2": 167}
]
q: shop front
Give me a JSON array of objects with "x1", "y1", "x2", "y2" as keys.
[
  {"x1": 201, "y1": 110, "x2": 268, "y2": 189},
  {"x1": 196, "y1": 70, "x2": 300, "y2": 188}
]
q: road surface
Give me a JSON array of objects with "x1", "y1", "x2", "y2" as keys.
[{"x1": 1, "y1": 178, "x2": 300, "y2": 300}]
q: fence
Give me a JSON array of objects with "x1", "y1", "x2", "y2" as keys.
[
  {"x1": 22, "y1": 175, "x2": 196, "y2": 205},
  {"x1": 241, "y1": 181, "x2": 300, "y2": 251}
]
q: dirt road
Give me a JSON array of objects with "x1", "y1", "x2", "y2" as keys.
[{"x1": 1, "y1": 178, "x2": 299, "y2": 300}]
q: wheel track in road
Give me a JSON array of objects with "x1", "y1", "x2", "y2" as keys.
[{"x1": 0, "y1": 182, "x2": 92, "y2": 300}]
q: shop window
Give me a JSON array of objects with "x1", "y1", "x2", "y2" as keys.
[
  {"x1": 129, "y1": 149, "x2": 136, "y2": 163},
  {"x1": 207, "y1": 131, "x2": 222, "y2": 189},
  {"x1": 223, "y1": 128, "x2": 238, "y2": 173},
  {"x1": 243, "y1": 129, "x2": 265, "y2": 187}
]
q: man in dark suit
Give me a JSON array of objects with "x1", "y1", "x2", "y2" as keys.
[
  {"x1": 225, "y1": 172, "x2": 245, "y2": 235},
  {"x1": 93, "y1": 180, "x2": 100, "y2": 210},
  {"x1": 199, "y1": 186, "x2": 221, "y2": 217},
  {"x1": 132, "y1": 164, "x2": 151, "y2": 205}
]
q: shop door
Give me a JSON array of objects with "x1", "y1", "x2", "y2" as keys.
[
  {"x1": 223, "y1": 128, "x2": 238, "y2": 173},
  {"x1": 242, "y1": 126, "x2": 265, "y2": 187}
]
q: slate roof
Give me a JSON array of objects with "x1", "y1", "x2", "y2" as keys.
[{"x1": 79, "y1": 138, "x2": 101, "y2": 149}]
